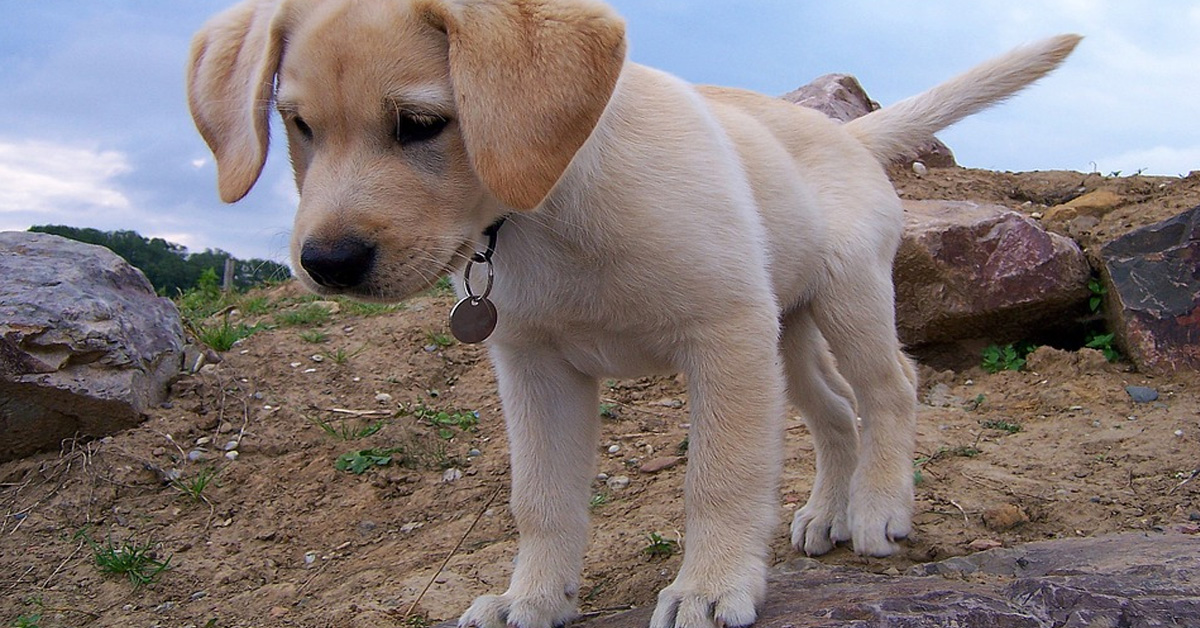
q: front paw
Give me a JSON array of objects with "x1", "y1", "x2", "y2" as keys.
[
  {"x1": 790, "y1": 497, "x2": 850, "y2": 557},
  {"x1": 847, "y1": 479, "x2": 913, "y2": 558},
  {"x1": 458, "y1": 592, "x2": 577, "y2": 628},
  {"x1": 648, "y1": 570, "x2": 764, "y2": 628}
]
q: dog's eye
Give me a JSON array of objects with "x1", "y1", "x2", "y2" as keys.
[
  {"x1": 292, "y1": 116, "x2": 314, "y2": 141},
  {"x1": 394, "y1": 112, "x2": 447, "y2": 145}
]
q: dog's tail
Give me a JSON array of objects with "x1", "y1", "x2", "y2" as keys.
[{"x1": 845, "y1": 34, "x2": 1081, "y2": 164}]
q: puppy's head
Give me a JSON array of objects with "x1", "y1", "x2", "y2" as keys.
[{"x1": 187, "y1": 0, "x2": 626, "y2": 300}]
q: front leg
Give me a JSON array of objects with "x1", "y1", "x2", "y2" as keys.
[
  {"x1": 651, "y1": 323, "x2": 786, "y2": 628},
  {"x1": 459, "y1": 346, "x2": 600, "y2": 628}
]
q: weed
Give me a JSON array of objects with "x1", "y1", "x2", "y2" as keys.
[
  {"x1": 428, "y1": 276, "x2": 455, "y2": 297},
  {"x1": 677, "y1": 437, "x2": 690, "y2": 455},
  {"x1": 1085, "y1": 331, "x2": 1122, "y2": 362},
  {"x1": 299, "y1": 330, "x2": 329, "y2": 344},
  {"x1": 981, "y1": 342, "x2": 1035, "y2": 374},
  {"x1": 322, "y1": 345, "x2": 365, "y2": 365},
  {"x1": 335, "y1": 448, "x2": 407, "y2": 474},
  {"x1": 196, "y1": 318, "x2": 260, "y2": 352},
  {"x1": 274, "y1": 303, "x2": 333, "y2": 327},
  {"x1": 425, "y1": 330, "x2": 455, "y2": 348},
  {"x1": 964, "y1": 393, "x2": 987, "y2": 412},
  {"x1": 76, "y1": 530, "x2": 171, "y2": 587},
  {"x1": 589, "y1": 492, "x2": 609, "y2": 509},
  {"x1": 643, "y1": 532, "x2": 679, "y2": 559},
  {"x1": 982, "y1": 419, "x2": 1022, "y2": 434},
  {"x1": 1087, "y1": 277, "x2": 1108, "y2": 313},
  {"x1": 10, "y1": 613, "x2": 40, "y2": 628},
  {"x1": 403, "y1": 613, "x2": 432, "y2": 628},
  {"x1": 239, "y1": 295, "x2": 272, "y2": 315},
  {"x1": 341, "y1": 299, "x2": 404, "y2": 317},
  {"x1": 951, "y1": 445, "x2": 982, "y2": 458},
  {"x1": 599, "y1": 402, "x2": 619, "y2": 419},
  {"x1": 407, "y1": 403, "x2": 479, "y2": 440},
  {"x1": 309, "y1": 416, "x2": 385, "y2": 441},
  {"x1": 171, "y1": 466, "x2": 219, "y2": 502}
]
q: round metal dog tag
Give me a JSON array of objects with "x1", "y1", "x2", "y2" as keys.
[{"x1": 449, "y1": 297, "x2": 498, "y2": 344}]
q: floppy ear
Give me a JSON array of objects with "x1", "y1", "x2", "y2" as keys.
[
  {"x1": 425, "y1": 0, "x2": 627, "y2": 210},
  {"x1": 186, "y1": 0, "x2": 286, "y2": 203}
]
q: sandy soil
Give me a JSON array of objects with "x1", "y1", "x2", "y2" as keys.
[{"x1": 2, "y1": 167, "x2": 1198, "y2": 628}]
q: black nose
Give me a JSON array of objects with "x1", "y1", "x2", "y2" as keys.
[{"x1": 300, "y1": 238, "x2": 376, "y2": 289}]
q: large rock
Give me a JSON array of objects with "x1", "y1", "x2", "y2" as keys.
[
  {"x1": 1099, "y1": 204, "x2": 1200, "y2": 372},
  {"x1": 895, "y1": 200, "x2": 1091, "y2": 346},
  {"x1": 781, "y1": 74, "x2": 955, "y2": 167},
  {"x1": 578, "y1": 533, "x2": 1200, "y2": 628},
  {"x1": 0, "y1": 231, "x2": 183, "y2": 462}
]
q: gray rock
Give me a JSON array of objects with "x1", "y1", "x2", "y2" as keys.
[
  {"x1": 1099, "y1": 205, "x2": 1200, "y2": 373},
  {"x1": 895, "y1": 201, "x2": 1091, "y2": 346},
  {"x1": 0, "y1": 232, "x2": 183, "y2": 462},
  {"x1": 781, "y1": 74, "x2": 955, "y2": 168},
  {"x1": 1125, "y1": 385, "x2": 1159, "y2": 403},
  {"x1": 576, "y1": 533, "x2": 1200, "y2": 628}
]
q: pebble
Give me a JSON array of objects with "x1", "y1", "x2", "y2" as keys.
[
  {"x1": 311, "y1": 354, "x2": 324, "y2": 362},
  {"x1": 607, "y1": 444, "x2": 621, "y2": 454},
  {"x1": 442, "y1": 468, "x2": 463, "y2": 483},
  {"x1": 290, "y1": 362, "x2": 302, "y2": 368},
  {"x1": 467, "y1": 448, "x2": 482, "y2": 457},
  {"x1": 155, "y1": 601, "x2": 175, "y2": 613},
  {"x1": 596, "y1": 473, "x2": 609, "y2": 482},
  {"x1": 223, "y1": 440, "x2": 239, "y2": 451},
  {"x1": 304, "y1": 551, "x2": 318, "y2": 565},
  {"x1": 187, "y1": 449, "x2": 205, "y2": 462},
  {"x1": 196, "y1": 436, "x2": 212, "y2": 446},
  {"x1": 375, "y1": 392, "x2": 394, "y2": 404},
  {"x1": 189, "y1": 591, "x2": 208, "y2": 602},
  {"x1": 1125, "y1": 385, "x2": 1159, "y2": 403},
  {"x1": 639, "y1": 456, "x2": 683, "y2": 474},
  {"x1": 224, "y1": 451, "x2": 239, "y2": 461},
  {"x1": 605, "y1": 475, "x2": 631, "y2": 491},
  {"x1": 400, "y1": 522, "x2": 424, "y2": 534},
  {"x1": 968, "y1": 538, "x2": 1003, "y2": 551},
  {"x1": 982, "y1": 503, "x2": 1029, "y2": 532},
  {"x1": 1176, "y1": 430, "x2": 1185, "y2": 437},
  {"x1": 912, "y1": 161, "x2": 928, "y2": 176}
]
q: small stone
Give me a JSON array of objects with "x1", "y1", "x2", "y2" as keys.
[
  {"x1": 912, "y1": 161, "x2": 928, "y2": 176},
  {"x1": 1126, "y1": 386, "x2": 1159, "y2": 403},
  {"x1": 311, "y1": 354, "x2": 324, "y2": 362},
  {"x1": 1190, "y1": 512, "x2": 1200, "y2": 522},
  {"x1": 270, "y1": 606, "x2": 289, "y2": 618},
  {"x1": 400, "y1": 522, "x2": 424, "y2": 534},
  {"x1": 969, "y1": 535, "x2": 1005, "y2": 551},
  {"x1": 152, "y1": 447, "x2": 166, "y2": 457},
  {"x1": 607, "y1": 444, "x2": 621, "y2": 455},
  {"x1": 375, "y1": 392, "x2": 394, "y2": 404},
  {"x1": 223, "y1": 440, "x2": 239, "y2": 451},
  {"x1": 304, "y1": 551, "x2": 318, "y2": 565},
  {"x1": 639, "y1": 456, "x2": 683, "y2": 474},
  {"x1": 219, "y1": 422, "x2": 234, "y2": 434},
  {"x1": 358, "y1": 520, "x2": 377, "y2": 534},
  {"x1": 442, "y1": 468, "x2": 463, "y2": 483},
  {"x1": 190, "y1": 591, "x2": 208, "y2": 602},
  {"x1": 224, "y1": 450, "x2": 239, "y2": 461},
  {"x1": 467, "y1": 448, "x2": 482, "y2": 457},
  {"x1": 983, "y1": 504, "x2": 1030, "y2": 532},
  {"x1": 303, "y1": 368, "x2": 317, "y2": 374},
  {"x1": 606, "y1": 475, "x2": 631, "y2": 491},
  {"x1": 596, "y1": 473, "x2": 609, "y2": 482},
  {"x1": 290, "y1": 362, "x2": 302, "y2": 368},
  {"x1": 155, "y1": 601, "x2": 175, "y2": 613},
  {"x1": 1176, "y1": 430, "x2": 1186, "y2": 437},
  {"x1": 196, "y1": 436, "x2": 212, "y2": 446},
  {"x1": 187, "y1": 449, "x2": 205, "y2": 462}
]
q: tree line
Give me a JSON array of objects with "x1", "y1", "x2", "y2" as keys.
[{"x1": 29, "y1": 225, "x2": 291, "y2": 295}]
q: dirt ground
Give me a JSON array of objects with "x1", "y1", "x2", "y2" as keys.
[{"x1": 2, "y1": 167, "x2": 1199, "y2": 628}]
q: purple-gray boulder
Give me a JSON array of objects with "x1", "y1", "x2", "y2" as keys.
[{"x1": 0, "y1": 231, "x2": 183, "y2": 462}]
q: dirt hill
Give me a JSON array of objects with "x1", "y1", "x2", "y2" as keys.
[{"x1": 2, "y1": 167, "x2": 1198, "y2": 627}]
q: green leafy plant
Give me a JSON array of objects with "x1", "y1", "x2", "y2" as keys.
[
  {"x1": 274, "y1": 303, "x2": 333, "y2": 327},
  {"x1": 425, "y1": 330, "x2": 455, "y2": 348},
  {"x1": 407, "y1": 403, "x2": 479, "y2": 440},
  {"x1": 238, "y1": 295, "x2": 272, "y2": 315},
  {"x1": 196, "y1": 318, "x2": 260, "y2": 351},
  {"x1": 982, "y1": 419, "x2": 1022, "y2": 434},
  {"x1": 76, "y1": 530, "x2": 171, "y2": 587},
  {"x1": 322, "y1": 345, "x2": 365, "y2": 365},
  {"x1": 10, "y1": 610, "x2": 41, "y2": 628},
  {"x1": 643, "y1": 532, "x2": 679, "y2": 559},
  {"x1": 981, "y1": 342, "x2": 1035, "y2": 374},
  {"x1": 1085, "y1": 331, "x2": 1122, "y2": 362},
  {"x1": 599, "y1": 402, "x2": 619, "y2": 419},
  {"x1": 310, "y1": 416, "x2": 385, "y2": 441},
  {"x1": 171, "y1": 466, "x2": 220, "y2": 502},
  {"x1": 589, "y1": 492, "x2": 610, "y2": 510},
  {"x1": 299, "y1": 330, "x2": 329, "y2": 344},
  {"x1": 340, "y1": 299, "x2": 404, "y2": 317},
  {"x1": 335, "y1": 448, "x2": 407, "y2": 474},
  {"x1": 1087, "y1": 277, "x2": 1108, "y2": 313}
]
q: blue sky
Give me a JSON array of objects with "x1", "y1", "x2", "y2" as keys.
[{"x1": 1, "y1": 1, "x2": 1198, "y2": 263}]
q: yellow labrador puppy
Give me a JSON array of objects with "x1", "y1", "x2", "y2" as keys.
[{"x1": 188, "y1": 2, "x2": 1078, "y2": 626}]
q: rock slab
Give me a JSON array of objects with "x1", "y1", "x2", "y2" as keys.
[
  {"x1": 577, "y1": 533, "x2": 1199, "y2": 628},
  {"x1": 895, "y1": 200, "x2": 1091, "y2": 346},
  {"x1": 1099, "y1": 204, "x2": 1200, "y2": 373},
  {"x1": 781, "y1": 74, "x2": 955, "y2": 167},
  {"x1": 0, "y1": 231, "x2": 184, "y2": 462}
]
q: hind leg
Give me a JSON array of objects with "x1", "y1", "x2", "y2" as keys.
[
  {"x1": 780, "y1": 307, "x2": 860, "y2": 556},
  {"x1": 811, "y1": 269, "x2": 917, "y2": 557}
]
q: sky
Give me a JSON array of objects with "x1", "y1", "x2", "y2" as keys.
[{"x1": 1, "y1": 1, "x2": 1198, "y2": 263}]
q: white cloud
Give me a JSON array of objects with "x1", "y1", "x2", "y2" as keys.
[{"x1": 0, "y1": 139, "x2": 132, "y2": 215}]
